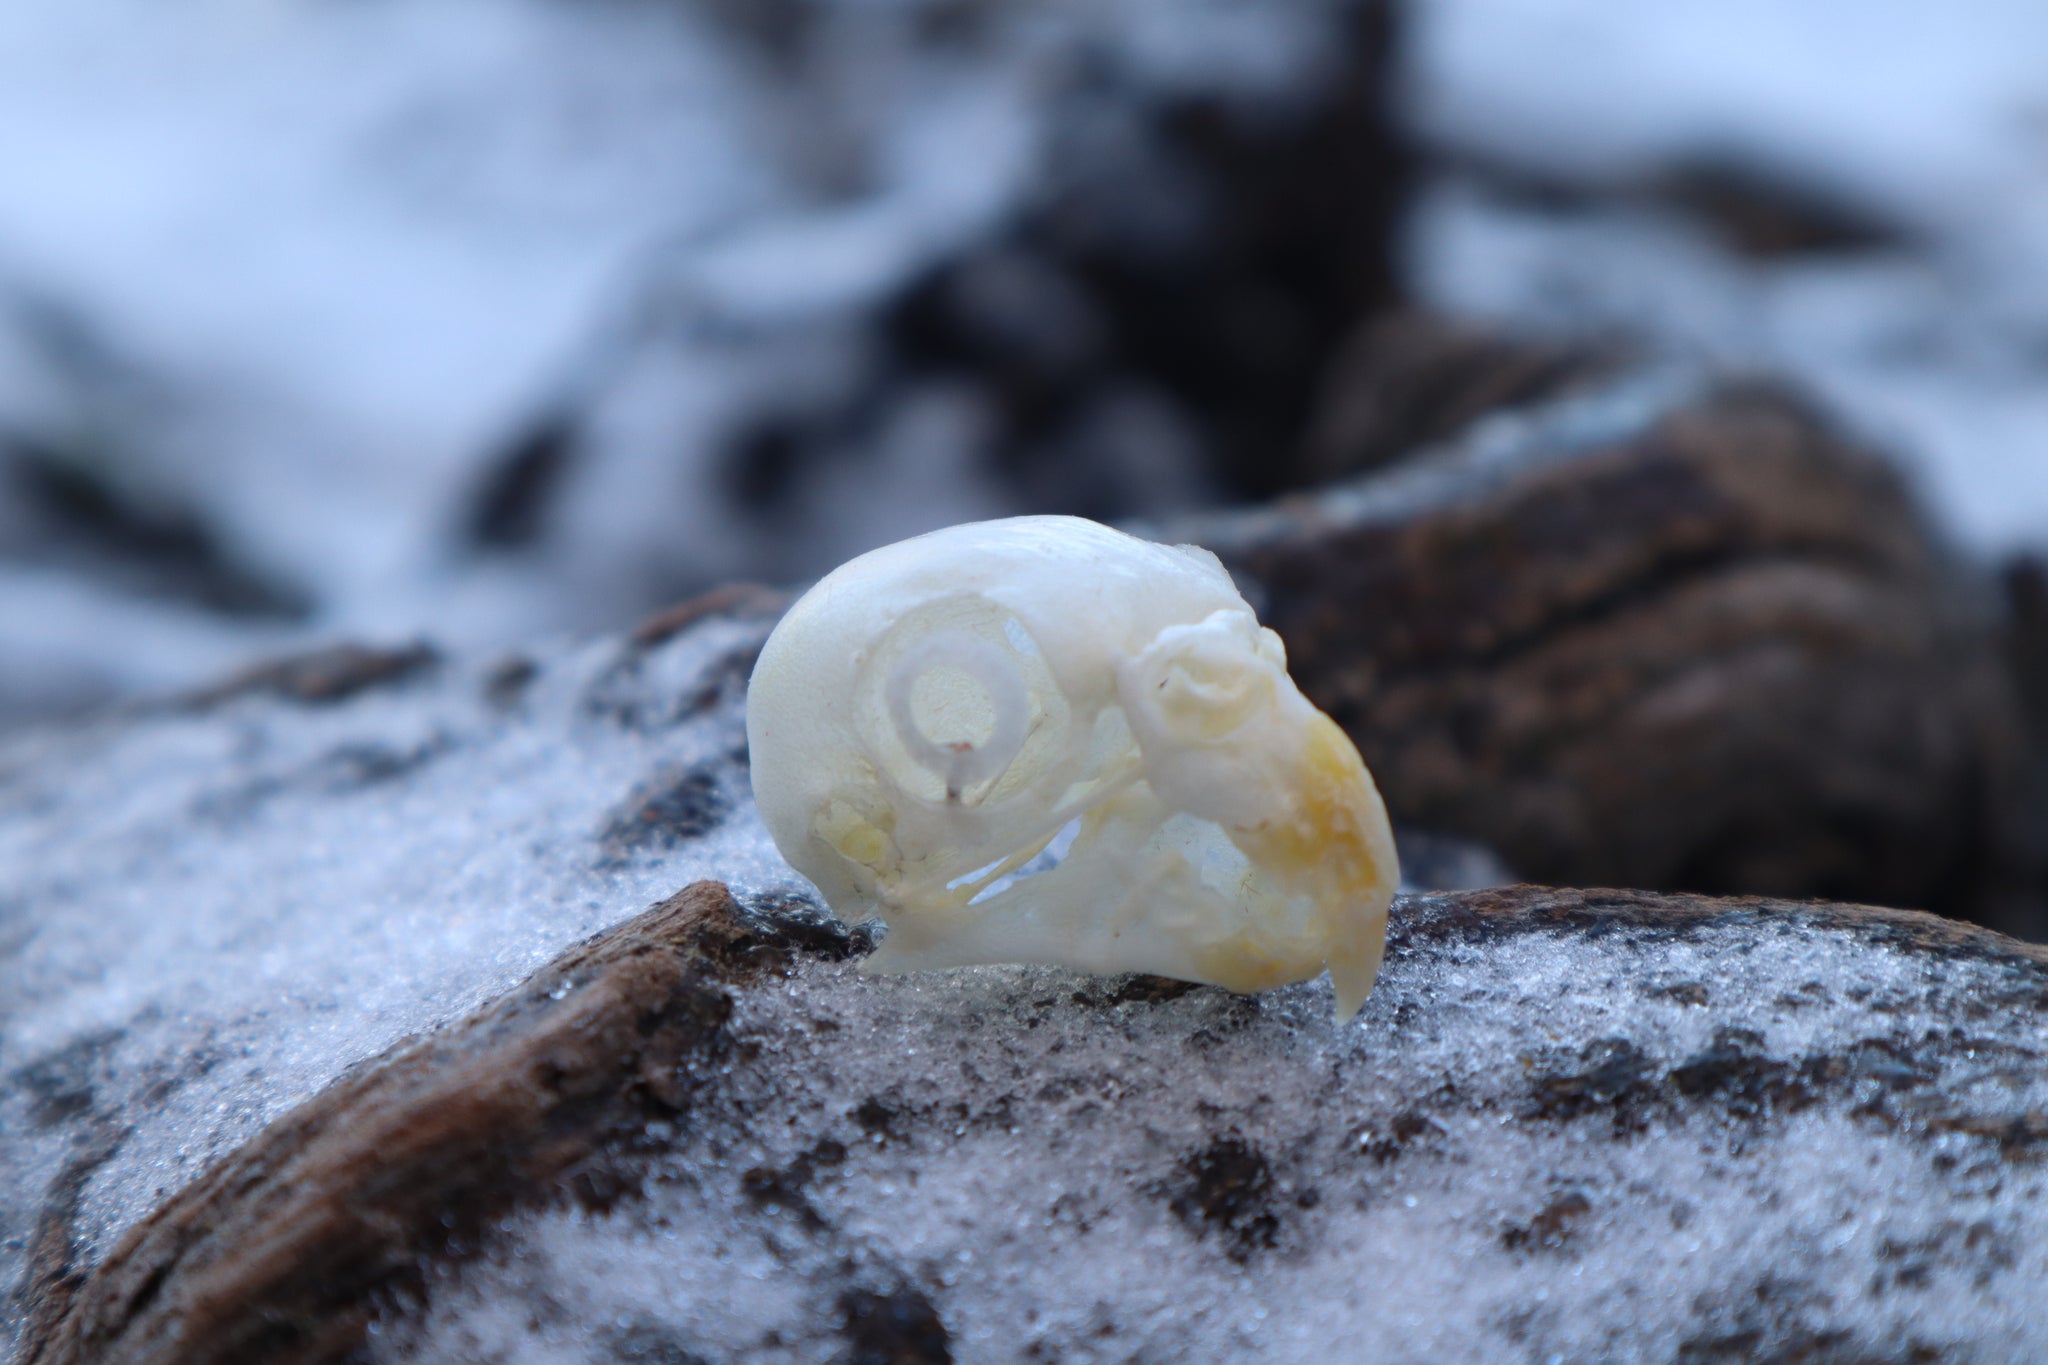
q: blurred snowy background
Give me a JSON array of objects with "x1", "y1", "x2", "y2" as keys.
[{"x1": 3, "y1": 0, "x2": 2047, "y2": 729}]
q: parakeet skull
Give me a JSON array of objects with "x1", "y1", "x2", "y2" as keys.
[{"x1": 745, "y1": 515, "x2": 1398, "y2": 1019}]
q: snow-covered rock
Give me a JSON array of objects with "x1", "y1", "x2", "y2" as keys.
[{"x1": 6, "y1": 595, "x2": 2048, "y2": 1362}]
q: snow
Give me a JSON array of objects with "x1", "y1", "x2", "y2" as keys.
[
  {"x1": 0, "y1": 611, "x2": 796, "y2": 1332},
  {"x1": 0, "y1": 0, "x2": 1369, "y2": 724},
  {"x1": 1405, "y1": 0, "x2": 2048, "y2": 555},
  {"x1": 8, "y1": 0, "x2": 2048, "y2": 725},
  {"x1": 387, "y1": 895, "x2": 2048, "y2": 1362},
  {"x1": 2, "y1": 614, "x2": 2044, "y2": 1361}
]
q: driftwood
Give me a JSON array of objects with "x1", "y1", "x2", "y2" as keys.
[
  {"x1": 1186, "y1": 376, "x2": 2041, "y2": 935},
  {"x1": 20, "y1": 878, "x2": 2048, "y2": 1362}
]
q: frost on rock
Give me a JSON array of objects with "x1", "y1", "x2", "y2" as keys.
[
  {"x1": 372, "y1": 889, "x2": 2048, "y2": 1364},
  {"x1": 5, "y1": 602, "x2": 2048, "y2": 1363},
  {"x1": 0, "y1": 597, "x2": 796, "y2": 1357}
]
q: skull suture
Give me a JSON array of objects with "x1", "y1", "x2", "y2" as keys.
[{"x1": 745, "y1": 516, "x2": 1399, "y2": 1019}]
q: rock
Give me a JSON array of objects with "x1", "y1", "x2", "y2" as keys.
[
  {"x1": 176, "y1": 642, "x2": 441, "y2": 710},
  {"x1": 0, "y1": 606, "x2": 796, "y2": 1362},
  {"x1": 20, "y1": 883, "x2": 848, "y2": 1365},
  {"x1": 17, "y1": 875, "x2": 2048, "y2": 1362},
  {"x1": 1173, "y1": 369, "x2": 2042, "y2": 936},
  {"x1": 1402, "y1": 4, "x2": 2048, "y2": 559},
  {"x1": 1299, "y1": 309, "x2": 1625, "y2": 482},
  {"x1": 7, "y1": 590, "x2": 2048, "y2": 1361},
  {"x1": 868, "y1": 0, "x2": 1409, "y2": 510},
  {"x1": 2003, "y1": 555, "x2": 2048, "y2": 747}
]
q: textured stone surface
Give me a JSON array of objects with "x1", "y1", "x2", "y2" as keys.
[{"x1": 1182, "y1": 370, "x2": 2041, "y2": 935}]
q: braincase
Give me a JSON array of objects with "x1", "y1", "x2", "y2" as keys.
[{"x1": 749, "y1": 515, "x2": 1259, "y2": 872}]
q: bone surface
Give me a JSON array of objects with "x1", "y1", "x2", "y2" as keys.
[{"x1": 745, "y1": 516, "x2": 1401, "y2": 1018}]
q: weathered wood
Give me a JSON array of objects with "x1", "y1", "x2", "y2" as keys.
[
  {"x1": 627, "y1": 583, "x2": 790, "y2": 651},
  {"x1": 21, "y1": 881, "x2": 854, "y2": 1365}
]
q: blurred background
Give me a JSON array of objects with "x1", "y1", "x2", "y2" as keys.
[
  {"x1": 6, "y1": 0, "x2": 2048, "y2": 940},
  {"x1": 3, "y1": 0, "x2": 2044, "y2": 728}
]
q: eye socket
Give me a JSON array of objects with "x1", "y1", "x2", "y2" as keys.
[{"x1": 885, "y1": 630, "x2": 1030, "y2": 796}]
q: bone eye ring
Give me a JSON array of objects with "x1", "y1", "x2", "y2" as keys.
[{"x1": 745, "y1": 515, "x2": 1399, "y2": 1020}]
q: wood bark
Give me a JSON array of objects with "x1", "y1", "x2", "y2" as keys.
[{"x1": 20, "y1": 882, "x2": 850, "y2": 1365}]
